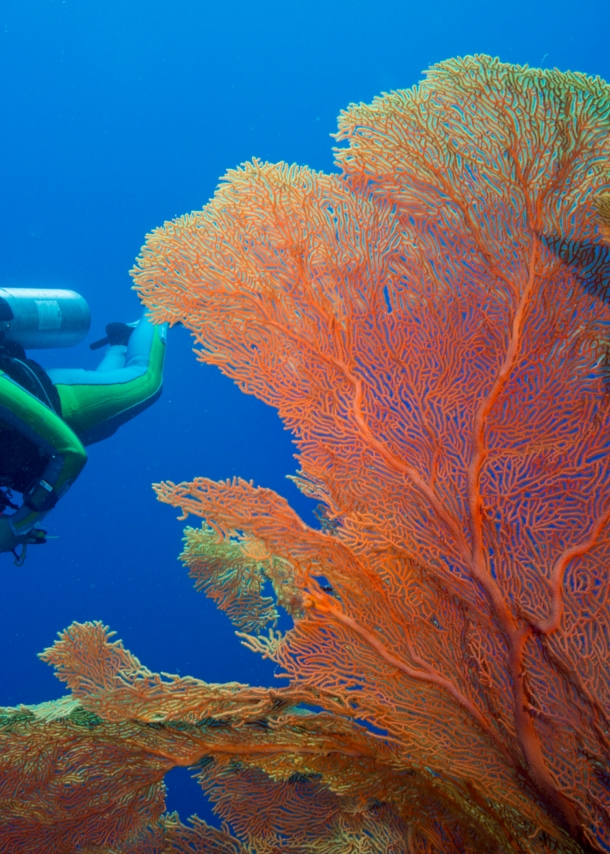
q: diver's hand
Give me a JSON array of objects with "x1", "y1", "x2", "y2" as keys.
[
  {"x1": 23, "y1": 528, "x2": 47, "y2": 546},
  {"x1": 0, "y1": 517, "x2": 47, "y2": 554}
]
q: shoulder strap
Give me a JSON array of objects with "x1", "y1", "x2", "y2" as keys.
[{"x1": 0, "y1": 350, "x2": 62, "y2": 416}]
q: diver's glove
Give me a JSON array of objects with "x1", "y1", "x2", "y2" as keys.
[
  {"x1": 24, "y1": 528, "x2": 47, "y2": 545},
  {"x1": 0, "y1": 516, "x2": 47, "y2": 555},
  {"x1": 90, "y1": 321, "x2": 136, "y2": 350}
]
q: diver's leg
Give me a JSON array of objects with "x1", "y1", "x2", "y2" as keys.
[
  {"x1": 94, "y1": 344, "x2": 127, "y2": 372},
  {"x1": 47, "y1": 313, "x2": 167, "y2": 445}
]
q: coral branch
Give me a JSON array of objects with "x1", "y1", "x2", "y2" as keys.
[
  {"x1": 8, "y1": 54, "x2": 610, "y2": 853},
  {"x1": 132, "y1": 55, "x2": 610, "y2": 851}
]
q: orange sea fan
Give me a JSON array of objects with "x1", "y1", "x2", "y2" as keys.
[
  {"x1": 7, "y1": 621, "x2": 544, "y2": 854},
  {"x1": 0, "y1": 698, "x2": 169, "y2": 854},
  {"x1": 179, "y1": 522, "x2": 304, "y2": 634},
  {"x1": 133, "y1": 55, "x2": 610, "y2": 852},
  {"x1": 39, "y1": 619, "x2": 348, "y2": 726}
]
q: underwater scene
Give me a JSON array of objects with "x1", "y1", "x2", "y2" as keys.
[{"x1": 1, "y1": 0, "x2": 610, "y2": 851}]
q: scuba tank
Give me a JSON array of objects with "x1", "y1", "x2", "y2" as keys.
[
  {"x1": 0, "y1": 288, "x2": 90, "y2": 349},
  {"x1": 0, "y1": 288, "x2": 90, "y2": 417}
]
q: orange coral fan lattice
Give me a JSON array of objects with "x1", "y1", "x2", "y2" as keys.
[
  {"x1": 133, "y1": 55, "x2": 610, "y2": 852},
  {"x1": 4, "y1": 622, "x2": 514, "y2": 854}
]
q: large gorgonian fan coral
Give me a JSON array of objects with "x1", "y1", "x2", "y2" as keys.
[
  {"x1": 1, "y1": 621, "x2": 483, "y2": 854},
  {"x1": 2, "y1": 55, "x2": 610, "y2": 854},
  {"x1": 132, "y1": 55, "x2": 610, "y2": 852}
]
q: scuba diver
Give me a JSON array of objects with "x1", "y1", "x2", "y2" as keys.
[{"x1": 0, "y1": 288, "x2": 166, "y2": 563}]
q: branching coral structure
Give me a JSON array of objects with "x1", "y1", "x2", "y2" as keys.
[
  {"x1": 3, "y1": 55, "x2": 610, "y2": 853},
  {"x1": 131, "y1": 55, "x2": 610, "y2": 851},
  {"x1": 1, "y1": 622, "x2": 452, "y2": 854}
]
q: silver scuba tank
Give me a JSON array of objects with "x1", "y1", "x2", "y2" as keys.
[{"x1": 0, "y1": 288, "x2": 90, "y2": 349}]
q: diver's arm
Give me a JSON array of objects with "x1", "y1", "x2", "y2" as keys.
[{"x1": 0, "y1": 371, "x2": 87, "y2": 548}]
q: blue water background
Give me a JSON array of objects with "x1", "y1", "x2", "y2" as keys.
[{"x1": 0, "y1": 0, "x2": 608, "y2": 825}]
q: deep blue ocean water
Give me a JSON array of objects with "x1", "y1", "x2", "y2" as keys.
[{"x1": 0, "y1": 0, "x2": 608, "y2": 826}]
